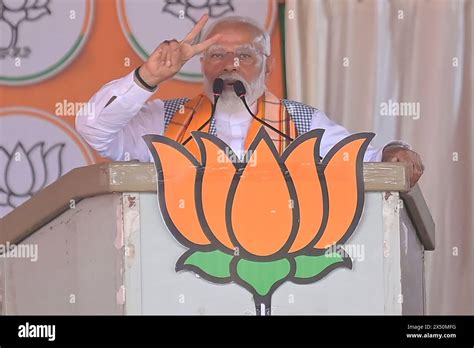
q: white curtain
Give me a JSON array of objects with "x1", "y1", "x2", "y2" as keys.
[{"x1": 285, "y1": 0, "x2": 473, "y2": 314}]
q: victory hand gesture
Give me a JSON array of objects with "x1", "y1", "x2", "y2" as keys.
[{"x1": 138, "y1": 14, "x2": 220, "y2": 86}]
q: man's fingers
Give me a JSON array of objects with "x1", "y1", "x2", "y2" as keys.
[
  {"x1": 410, "y1": 152, "x2": 423, "y2": 177},
  {"x1": 384, "y1": 148, "x2": 423, "y2": 187},
  {"x1": 161, "y1": 45, "x2": 170, "y2": 66},
  {"x1": 150, "y1": 46, "x2": 162, "y2": 60},
  {"x1": 182, "y1": 14, "x2": 209, "y2": 44},
  {"x1": 414, "y1": 160, "x2": 424, "y2": 178},
  {"x1": 411, "y1": 173, "x2": 420, "y2": 187},
  {"x1": 410, "y1": 163, "x2": 419, "y2": 187},
  {"x1": 412, "y1": 165, "x2": 422, "y2": 186},
  {"x1": 191, "y1": 34, "x2": 222, "y2": 56},
  {"x1": 416, "y1": 153, "x2": 425, "y2": 172},
  {"x1": 410, "y1": 158, "x2": 424, "y2": 186},
  {"x1": 415, "y1": 158, "x2": 423, "y2": 173},
  {"x1": 169, "y1": 41, "x2": 181, "y2": 67},
  {"x1": 150, "y1": 40, "x2": 170, "y2": 60}
]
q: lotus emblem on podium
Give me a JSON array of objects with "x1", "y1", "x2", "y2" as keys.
[{"x1": 144, "y1": 127, "x2": 374, "y2": 315}]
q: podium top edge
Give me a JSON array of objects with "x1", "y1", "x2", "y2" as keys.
[
  {"x1": 0, "y1": 161, "x2": 434, "y2": 250},
  {"x1": 92, "y1": 160, "x2": 414, "y2": 191}
]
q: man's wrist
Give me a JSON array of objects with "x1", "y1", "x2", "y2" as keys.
[{"x1": 134, "y1": 66, "x2": 158, "y2": 92}]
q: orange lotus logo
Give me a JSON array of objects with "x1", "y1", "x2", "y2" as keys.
[{"x1": 144, "y1": 128, "x2": 374, "y2": 315}]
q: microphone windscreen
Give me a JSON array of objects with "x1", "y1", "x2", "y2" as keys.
[
  {"x1": 233, "y1": 81, "x2": 246, "y2": 97},
  {"x1": 213, "y1": 78, "x2": 224, "y2": 95}
]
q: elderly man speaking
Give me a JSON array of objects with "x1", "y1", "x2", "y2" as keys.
[{"x1": 75, "y1": 14, "x2": 424, "y2": 187}]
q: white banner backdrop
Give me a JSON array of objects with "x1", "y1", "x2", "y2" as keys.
[{"x1": 284, "y1": 0, "x2": 473, "y2": 315}]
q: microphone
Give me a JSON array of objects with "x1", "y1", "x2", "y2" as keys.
[
  {"x1": 233, "y1": 81, "x2": 294, "y2": 142},
  {"x1": 182, "y1": 78, "x2": 224, "y2": 145}
]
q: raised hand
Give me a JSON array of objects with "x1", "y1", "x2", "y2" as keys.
[{"x1": 138, "y1": 14, "x2": 221, "y2": 86}]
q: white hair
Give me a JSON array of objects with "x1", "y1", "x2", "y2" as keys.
[{"x1": 201, "y1": 16, "x2": 271, "y2": 56}]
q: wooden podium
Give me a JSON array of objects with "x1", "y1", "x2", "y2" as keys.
[{"x1": 0, "y1": 161, "x2": 434, "y2": 315}]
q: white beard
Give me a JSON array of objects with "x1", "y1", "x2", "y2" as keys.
[
  {"x1": 203, "y1": 70, "x2": 266, "y2": 114},
  {"x1": 214, "y1": 89, "x2": 247, "y2": 114}
]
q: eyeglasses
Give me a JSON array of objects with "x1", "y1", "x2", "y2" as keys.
[{"x1": 204, "y1": 46, "x2": 268, "y2": 65}]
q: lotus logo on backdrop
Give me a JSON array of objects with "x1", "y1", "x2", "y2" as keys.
[
  {"x1": 117, "y1": 0, "x2": 276, "y2": 81},
  {"x1": 0, "y1": 142, "x2": 64, "y2": 209},
  {"x1": 0, "y1": 107, "x2": 95, "y2": 217},
  {"x1": 0, "y1": 0, "x2": 51, "y2": 59},
  {"x1": 164, "y1": 0, "x2": 235, "y2": 23},
  {"x1": 163, "y1": 0, "x2": 234, "y2": 43},
  {"x1": 0, "y1": 0, "x2": 94, "y2": 85},
  {"x1": 144, "y1": 127, "x2": 374, "y2": 315}
]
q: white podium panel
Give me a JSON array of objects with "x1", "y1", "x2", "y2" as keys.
[{"x1": 1, "y1": 191, "x2": 424, "y2": 315}]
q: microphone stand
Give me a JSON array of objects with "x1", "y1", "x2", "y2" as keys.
[
  {"x1": 182, "y1": 79, "x2": 224, "y2": 146},
  {"x1": 233, "y1": 82, "x2": 294, "y2": 142}
]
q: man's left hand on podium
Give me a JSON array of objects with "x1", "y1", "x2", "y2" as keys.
[{"x1": 382, "y1": 146, "x2": 424, "y2": 187}]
